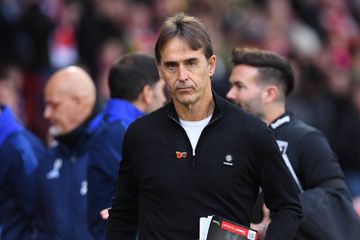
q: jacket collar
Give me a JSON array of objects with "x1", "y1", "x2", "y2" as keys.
[
  {"x1": 166, "y1": 90, "x2": 224, "y2": 124},
  {"x1": 54, "y1": 104, "x2": 103, "y2": 149},
  {"x1": 104, "y1": 99, "x2": 144, "y2": 128},
  {"x1": 269, "y1": 111, "x2": 292, "y2": 130},
  {"x1": 0, "y1": 105, "x2": 23, "y2": 145}
]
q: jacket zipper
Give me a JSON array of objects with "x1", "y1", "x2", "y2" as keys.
[{"x1": 168, "y1": 114, "x2": 222, "y2": 167}]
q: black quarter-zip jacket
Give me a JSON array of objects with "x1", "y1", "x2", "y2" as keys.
[{"x1": 107, "y1": 93, "x2": 302, "y2": 240}]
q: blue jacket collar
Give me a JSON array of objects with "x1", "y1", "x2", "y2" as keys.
[
  {"x1": 0, "y1": 105, "x2": 24, "y2": 145},
  {"x1": 53, "y1": 107, "x2": 103, "y2": 151},
  {"x1": 104, "y1": 99, "x2": 144, "y2": 128}
]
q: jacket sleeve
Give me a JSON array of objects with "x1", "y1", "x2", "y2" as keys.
[
  {"x1": 1, "y1": 134, "x2": 41, "y2": 216},
  {"x1": 298, "y1": 131, "x2": 345, "y2": 189},
  {"x1": 297, "y1": 131, "x2": 351, "y2": 217},
  {"x1": 254, "y1": 129, "x2": 303, "y2": 240},
  {"x1": 106, "y1": 129, "x2": 138, "y2": 240}
]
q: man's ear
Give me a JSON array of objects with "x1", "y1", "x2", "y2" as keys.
[
  {"x1": 141, "y1": 85, "x2": 153, "y2": 104},
  {"x1": 263, "y1": 85, "x2": 278, "y2": 103},
  {"x1": 208, "y1": 55, "x2": 216, "y2": 78},
  {"x1": 157, "y1": 64, "x2": 165, "y2": 81},
  {"x1": 72, "y1": 95, "x2": 87, "y2": 114}
]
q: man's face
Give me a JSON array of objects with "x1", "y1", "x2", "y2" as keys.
[
  {"x1": 147, "y1": 80, "x2": 167, "y2": 113},
  {"x1": 43, "y1": 83, "x2": 80, "y2": 136},
  {"x1": 157, "y1": 37, "x2": 215, "y2": 107},
  {"x1": 227, "y1": 64, "x2": 265, "y2": 118}
]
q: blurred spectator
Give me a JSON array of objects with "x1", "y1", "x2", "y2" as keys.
[
  {"x1": 103, "y1": 52, "x2": 166, "y2": 128},
  {"x1": 96, "y1": 37, "x2": 126, "y2": 101},
  {"x1": 126, "y1": 2, "x2": 157, "y2": 55},
  {"x1": 287, "y1": 57, "x2": 338, "y2": 140},
  {"x1": 332, "y1": 72, "x2": 360, "y2": 197},
  {"x1": 20, "y1": 2, "x2": 54, "y2": 71},
  {"x1": 0, "y1": 105, "x2": 45, "y2": 240},
  {"x1": 0, "y1": 0, "x2": 21, "y2": 66},
  {"x1": 35, "y1": 66, "x2": 102, "y2": 239},
  {"x1": 48, "y1": 0, "x2": 81, "y2": 69},
  {"x1": 152, "y1": 0, "x2": 188, "y2": 29},
  {"x1": 87, "y1": 52, "x2": 166, "y2": 240},
  {"x1": 0, "y1": 65, "x2": 25, "y2": 122},
  {"x1": 77, "y1": 0, "x2": 129, "y2": 78}
]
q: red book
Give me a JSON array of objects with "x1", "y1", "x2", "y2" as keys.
[{"x1": 201, "y1": 215, "x2": 258, "y2": 240}]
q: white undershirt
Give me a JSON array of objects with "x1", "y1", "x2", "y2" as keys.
[{"x1": 179, "y1": 115, "x2": 212, "y2": 156}]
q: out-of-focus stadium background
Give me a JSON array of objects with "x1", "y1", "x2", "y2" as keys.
[{"x1": 1, "y1": 0, "x2": 360, "y2": 197}]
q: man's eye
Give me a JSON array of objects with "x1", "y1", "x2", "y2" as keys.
[
  {"x1": 49, "y1": 102, "x2": 59, "y2": 109},
  {"x1": 186, "y1": 60, "x2": 197, "y2": 68},
  {"x1": 234, "y1": 83, "x2": 244, "y2": 89},
  {"x1": 167, "y1": 64, "x2": 176, "y2": 71}
]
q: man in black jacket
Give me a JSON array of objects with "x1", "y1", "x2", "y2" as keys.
[
  {"x1": 227, "y1": 47, "x2": 360, "y2": 239},
  {"x1": 106, "y1": 13, "x2": 302, "y2": 240}
]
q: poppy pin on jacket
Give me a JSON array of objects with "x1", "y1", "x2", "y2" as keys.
[{"x1": 176, "y1": 151, "x2": 187, "y2": 159}]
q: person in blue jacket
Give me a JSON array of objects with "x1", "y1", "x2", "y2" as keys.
[
  {"x1": 104, "y1": 52, "x2": 167, "y2": 129},
  {"x1": 87, "y1": 53, "x2": 166, "y2": 240},
  {"x1": 36, "y1": 66, "x2": 103, "y2": 240},
  {"x1": 0, "y1": 105, "x2": 45, "y2": 240}
]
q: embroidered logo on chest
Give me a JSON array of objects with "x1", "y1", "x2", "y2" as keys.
[
  {"x1": 80, "y1": 180, "x2": 87, "y2": 196},
  {"x1": 46, "y1": 158, "x2": 63, "y2": 179},
  {"x1": 223, "y1": 154, "x2": 233, "y2": 166}
]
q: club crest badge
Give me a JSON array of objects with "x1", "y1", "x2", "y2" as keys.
[
  {"x1": 223, "y1": 154, "x2": 233, "y2": 166},
  {"x1": 46, "y1": 158, "x2": 63, "y2": 179}
]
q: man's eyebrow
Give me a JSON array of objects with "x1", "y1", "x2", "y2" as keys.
[
  {"x1": 163, "y1": 57, "x2": 199, "y2": 64},
  {"x1": 231, "y1": 79, "x2": 243, "y2": 86},
  {"x1": 184, "y1": 57, "x2": 198, "y2": 63},
  {"x1": 46, "y1": 100, "x2": 60, "y2": 106},
  {"x1": 163, "y1": 61, "x2": 178, "y2": 66}
]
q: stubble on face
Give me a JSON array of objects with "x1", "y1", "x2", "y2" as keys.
[{"x1": 228, "y1": 65, "x2": 265, "y2": 118}]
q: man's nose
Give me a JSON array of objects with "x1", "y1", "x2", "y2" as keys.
[
  {"x1": 226, "y1": 87, "x2": 236, "y2": 101},
  {"x1": 44, "y1": 106, "x2": 51, "y2": 119},
  {"x1": 178, "y1": 65, "x2": 188, "y2": 82}
]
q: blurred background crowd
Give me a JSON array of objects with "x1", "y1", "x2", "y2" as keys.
[{"x1": 1, "y1": 0, "x2": 360, "y2": 198}]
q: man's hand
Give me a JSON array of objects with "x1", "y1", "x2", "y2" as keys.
[
  {"x1": 100, "y1": 208, "x2": 110, "y2": 220},
  {"x1": 353, "y1": 196, "x2": 360, "y2": 217},
  {"x1": 250, "y1": 204, "x2": 271, "y2": 240}
]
